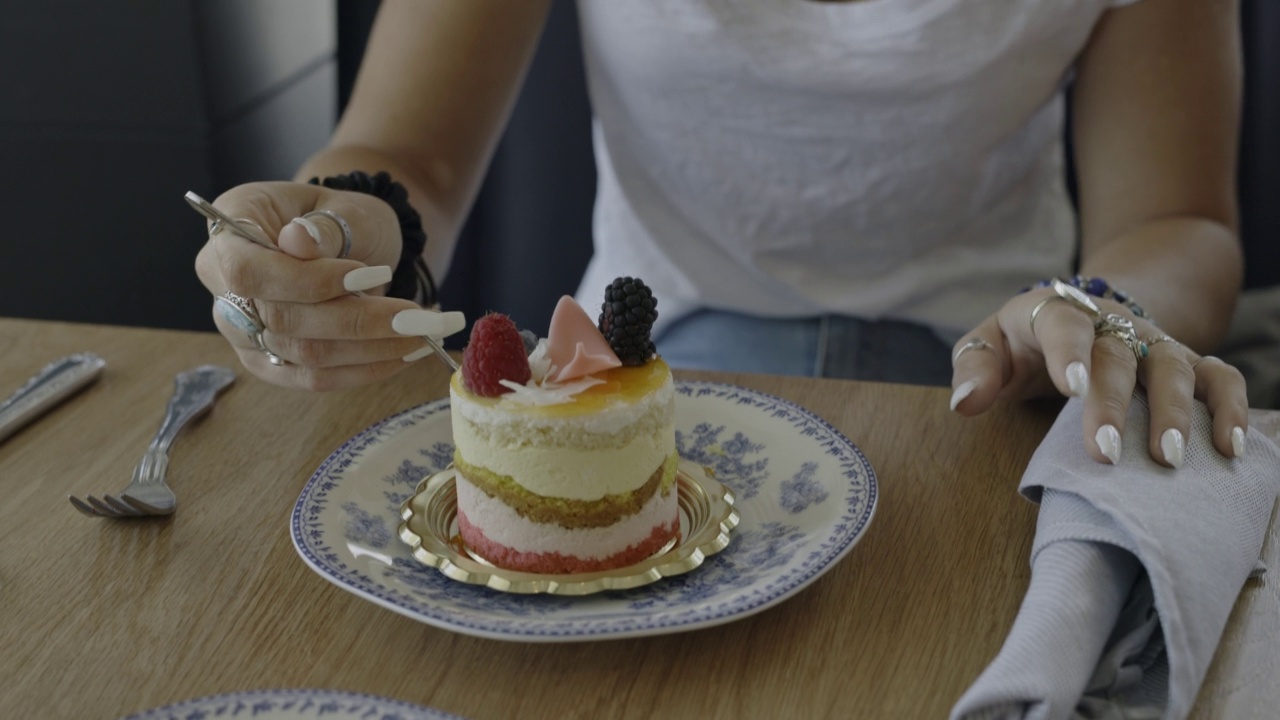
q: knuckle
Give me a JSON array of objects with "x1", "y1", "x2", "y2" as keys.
[
  {"x1": 346, "y1": 303, "x2": 381, "y2": 340},
  {"x1": 1097, "y1": 393, "x2": 1130, "y2": 422},
  {"x1": 1156, "y1": 390, "x2": 1196, "y2": 420},
  {"x1": 1214, "y1": 363, "x2": 1247, "y2": 387},
  {"x1": 261, "y1": 332, "x2": 322, "y2": 367},
  {"x1": 298, "y1": 270, "x2": 337, "y2": 303},
  {"x1": 194, "y1": 246, "x2": 219, "y2": 288},
  {"x1": 1160, "y1": 359, "x2": 1196, "y2": 389},
  {"x1": 1094, "y1": 337, "x2": 1137, "y2": 367},
  {"x1": 215, "y1": 183, "x2": 266, "y2": 206},
  {"x1": 290, "y1": 365, "x2": 321, "y2": 391},
  {"x1": 290, "y1": 338, "x2": 329, "y2": 367},
  {"x1": 256, "y1": 301, "x2": 293, "y2": 335},
  {"x1": 1046, "y1": 302, "x2": 1092, "y2": 333},
  {"x1": 297, "y1": 367, "x2": 339, "y2": 393},
  {"x1": 218, "y1": 251, "x2": 259, "y2": 295},
  {"x1": 216, "y1": 183, "x2": 281, "y2": 222},
  {"x1": 1199, "y1": 360, "x2": 1248, "y2": 400},
  {"x1": 332, "y1": 193, "x2": 401, "y2": 265}
]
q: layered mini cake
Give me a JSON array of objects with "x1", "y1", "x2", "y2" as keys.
[{"x1": 450, "y1": 279, "x2": 678, "y2": 574}]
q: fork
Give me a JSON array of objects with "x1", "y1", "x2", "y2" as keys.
[{"x1": 69, "y1": 365, "x2": 236, "y2": 518}]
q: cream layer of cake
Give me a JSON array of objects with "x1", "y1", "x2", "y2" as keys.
[{"x1": 449, "y1": 360, "x2": 675, "y2": 500}]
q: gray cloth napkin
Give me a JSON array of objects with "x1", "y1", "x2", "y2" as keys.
[{"x1": 951, "y1": 395, "x2": 1280, "y2": 720}]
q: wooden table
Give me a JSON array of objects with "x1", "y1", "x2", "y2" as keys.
[{"x1": 1, "y1": 318, "x2": 1276, "y2": 719}]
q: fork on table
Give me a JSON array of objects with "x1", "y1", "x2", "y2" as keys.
[{"x1": 69, "y1": 365, "x2": 235, "y2": 518}]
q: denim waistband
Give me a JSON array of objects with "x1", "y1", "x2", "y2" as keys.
[{"x1": 654, "y1": 309, "x2": 954, "y2": 387}]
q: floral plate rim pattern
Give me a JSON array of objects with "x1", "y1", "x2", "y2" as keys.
[
  {"x1": 120, "y1": 687, "x2": 462, "y2": 720},
  {"x1": 290, "y1": 380, "x2": 878, "y2": 642}
]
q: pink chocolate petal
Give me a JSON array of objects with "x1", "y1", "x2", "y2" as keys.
[{"x1": 546, "y1": 296, "x2": 621, "y2": 382}]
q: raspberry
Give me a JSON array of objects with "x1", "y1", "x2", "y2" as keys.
[
  {"x1": 598, "y1": 277, "x2": 658, "y2": 366},
  {"x1": 462, "y1": 313, "x2": 532, "y2": 396}
]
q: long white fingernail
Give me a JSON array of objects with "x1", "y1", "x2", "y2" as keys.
[
  {"x1": 290, "y1": 216, "x2": 324, "y2": 246},
  {"x1": 343, "y1": 265, "x2": 393, "y2": 292},
  {"x1": 1160, "y1": 428, "x2": 1185, "y2": 468},
  {"x1": 403, "y1": 345, "x2": 436, "y2": 362},
  {"x1": 1096, "y1": 425, "x2": 1122, "y2": 465},
  {"x1": 950, "y1": 379, "x2": 978, "y2": 412},
  {"x1": 1066, "y1": 361, "x2": 1089, "y2": 399},
  {"x1": 1232, "y1": 426, "x2": 1246, "y2": 458},
  {"x1": 393, "y1": 310, "x2": 466, "y2": 337}
]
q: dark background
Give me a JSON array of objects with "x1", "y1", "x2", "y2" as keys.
[{"x1": 1, "y1": 0, "x2": 1276, "y2": 344}]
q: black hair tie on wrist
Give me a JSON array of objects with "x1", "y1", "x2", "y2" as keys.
[{"x1": 307, "y1": 170, "x2": 438, "y2": 307}]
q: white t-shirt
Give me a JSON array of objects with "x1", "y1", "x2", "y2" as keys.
[{"x1": 574, "y1": 0, "x2": 1137, "y2": 337}]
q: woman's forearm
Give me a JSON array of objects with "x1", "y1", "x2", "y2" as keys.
[
  {"x1": 293, "y1": 0, "x2": 553, "y2": 283},
  {"x1": 1078, "y1": 216, "x2": 1243, "y2": 353},
  {"x1": 1071, "y1": 0, "x2": 1242, "y2": 354}
]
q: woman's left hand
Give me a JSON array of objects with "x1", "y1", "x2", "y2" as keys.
[{"x1": 948, "y1": 282, "x2": 1249, "y2": 466}]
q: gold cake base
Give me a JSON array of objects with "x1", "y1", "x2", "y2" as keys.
[{"x1": 397, "y1": 460, "x2": 739, "y2": 596}]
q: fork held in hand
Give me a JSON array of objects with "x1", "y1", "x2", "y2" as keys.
[{"x1": 70, "y1": 365, "x2": 235, "y2": 518}]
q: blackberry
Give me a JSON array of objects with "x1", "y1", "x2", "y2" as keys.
[
  {"x1": 598, "y1": 277, "x2": 658, "y2": 366},
  {"x1": 518, "y1": 328, "x2": 539, "y2": 355}
]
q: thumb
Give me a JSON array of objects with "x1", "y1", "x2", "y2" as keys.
[
  {"x1": 278, "y1": 216, "x2": 331, "y2": 260},
  {"x1": 278, "y1": 190, "x2": 401, "y2": 266}
]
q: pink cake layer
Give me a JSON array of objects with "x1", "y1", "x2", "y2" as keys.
[
  {"x1": 455, "y1": 474, "x2": 679, "y2": 573},
  {"x1": 458, "y1": 512, "x2": 679, "y2": 574}
]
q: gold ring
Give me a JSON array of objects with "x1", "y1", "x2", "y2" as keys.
[
  {"x1": 952, "y1": 337, "x2": 994, "y2": 364},
  {"x1": 1141, "y1": 334, "x2": 1180, "y2": 353}
]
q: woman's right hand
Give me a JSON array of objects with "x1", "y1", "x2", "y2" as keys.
[{"x1": 193, "y1": 181, "x2": 465, "y2": 391}]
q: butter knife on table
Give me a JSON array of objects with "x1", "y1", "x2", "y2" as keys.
[{"x1": 0, "y1": 353, "x2": 107, "y2": 444}]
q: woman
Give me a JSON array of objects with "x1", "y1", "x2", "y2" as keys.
[{"x1": 195, "y1": 0, "x2": 1249, "y2": 467}]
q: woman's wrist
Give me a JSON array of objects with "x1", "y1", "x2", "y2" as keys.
[
  {"x1": 307, "y1": 171, "x2": 438, "y2": 307},
  {"x1": 1079, "y1": 216, "x2": 1243, "y2": 352},
  {"x1": 295, "y1": 144, "x2": 463, "y2": 289},
  {"x1": 1025, "y1": 275, "x2": 1151, "y2": 322}
]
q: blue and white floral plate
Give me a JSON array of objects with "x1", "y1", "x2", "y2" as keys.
[
  {"x1": 122, "y1": 688, "x2": 462, "y2": 720},
  {"x1": 290, "y1": 381, "x2": 878, "y2": 642}
]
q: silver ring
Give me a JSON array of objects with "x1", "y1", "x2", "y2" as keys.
[
  {"x1": 1093, "y1": 313, "x2": 1147, "y2": 363},
  {"x1": 302, "y1": 209, "x2": 353, "y2": 259},
  {"x1": 952, "y1": 337, "x2": 994, "y2": 364},
  {"x1": 1028, "y1": 280, "x2": 1103, "y2": 338},
  {"x1": 1029, "y1": 296, "x2": 1067, "y2": 337},
  {"x1": 1052, "y1": 278, "x2": 1102, "y2": 316},
  {"x1": 215, "y1": 291, "x2": 286, "y2": 366},
  {"x1": 255, "y1": 334, "x2": 286, "y2": 366},
  {"x1": 214, "y1": 291, "x2": 262, "y2": 336}
]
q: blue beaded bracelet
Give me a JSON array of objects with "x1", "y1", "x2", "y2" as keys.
[{"x1": 1026, "y1": 275, "x2": 1151, "y2": 321}]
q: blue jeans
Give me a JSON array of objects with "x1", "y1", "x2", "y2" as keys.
[{"x1": 655, "y1": 309, "x2": 956, "y2": 386}]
